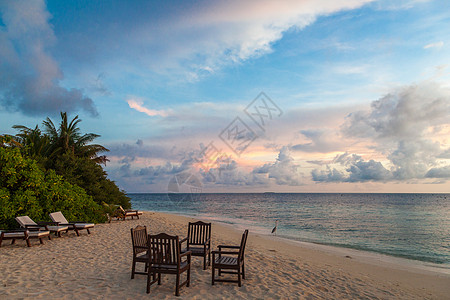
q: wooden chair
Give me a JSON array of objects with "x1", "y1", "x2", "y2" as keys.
[
  {"x1": 49, "y1": 211, "x2": 94, "y2": 236},
  {"x1": 211, "y1": 229, "x2": 248, "y2": 287},
  {"x1": 180, "y1": 221, "x2": 211, "y2": 270},
  {"x1": 147, "y1": 233, "x2": 191, "y2": 296},
  {"x1": 130, "y1": 225, "x2": 151, "y2": 279},
  {"x1": 0, "y1": 229, "x2": 50, "y2": 247}
]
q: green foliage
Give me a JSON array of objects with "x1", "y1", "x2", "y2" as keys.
[
  {"x1": 42, "y1": 112, "x2": 109, "y2": 164},
  {"x1": 1, "y1": 112, "x2": 131, "y2": 229},
  {"x1": 0, "y1": 147, "x2": 106, "y2": 230},
  {"x1": 51, "y1": 153, "x2": 131, "y2": 208}
]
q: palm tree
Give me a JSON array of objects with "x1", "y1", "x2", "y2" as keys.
[
  {"x1": 42, "y1": 112, "x2": 109, "y2": 164},
  {"x1": 11, "y1": 125, "x2": 52, "y2": 162},
  {"x1": 0, "y1": 134, "x2": 22, "y2": 148}
]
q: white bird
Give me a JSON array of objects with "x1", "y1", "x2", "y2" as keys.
[{"x1": 271, "y1": 220, "x2": 278, "y2": 235}]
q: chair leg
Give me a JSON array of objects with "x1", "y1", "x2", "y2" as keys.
[
  {"x1": 175, "y1": 273, "x2": 180, "y2": 296},
  {"x1": 203, "y1": 255, "x2": 207, "y2": 270},
  {"x1": 131, "y1": 259, "x2": 136, "y2": 279},
  {"x1": 238, "y1": 266, "x2": 242, "y2": 287},
  {"x1": 26, "y1": 238, "x2": 31, "y2": 247},
  {"x1": 242, "y1": 262, "x2": 245, "y2": 279},
  {"x1": 48, "y1": 235, "x2": 52, "y2": 240},
  {"x1": 75, "y1": 229, "x2": 80, "y2": 236},
  {"x1": 158, "y1": 273, "x2": 161, "y2": 285},
  {"x1": 146, "y1": 270, "x2": 151, "y2": 294},
  {"x1": 187, "y1": 267, "x2": 191, "y2": 287},
  {"x1": 87, "y1": 228, "x2": 91, "y2": 234},
  {"x1": 39, "y1": 238, "x2": 44, "y2": 244},
  {"x1": 211, "y1": 266, "x2": 215, "y2": 285}
]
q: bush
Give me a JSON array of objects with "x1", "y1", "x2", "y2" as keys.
[
  {"x1": 0, "y1": 147, "x2": 106, "y2": 230},
  {"x1": 50, "y1": 153, "x2": 131, "y2": 208}
]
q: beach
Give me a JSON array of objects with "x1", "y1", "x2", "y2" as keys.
[{"x1": 0, "y1": 211, "x2": 449, "y2": 299}]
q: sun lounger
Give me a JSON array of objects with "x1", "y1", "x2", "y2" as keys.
[
  {"x1": 49, "y1": 211, "x2": 94, "y2": 236},
  {"x1": 15, "y1": 216, "x2": 69, "y2": 237},
  {"x1": 116, "y1": 206, "x2": 143, "y2": 220},
  {"x1": 0, "y1": 229, "x2": 51, "y2": 247}
]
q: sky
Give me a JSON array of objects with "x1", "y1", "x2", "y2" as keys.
[{"x1": 1, "y1": 0, "x2": 450, "y2": 193}]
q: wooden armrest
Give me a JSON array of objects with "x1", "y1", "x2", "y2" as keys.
[
  {"x1": 37, "y1": 221, "x2": 59, "y2": 226},
  {"x1": 24, "y1": 224, "x2": 43, "y2": 229},
  {"x1": 180, "y1": 250, "x2": 192, "y2": 257},
  {"x1": 179, "y1": 237, "x2": 188, "y2": 244},
  {"x1": 134, "y1": 246, "x2": 148, "y2": 250},
  {"x1": 212, "y1": 250, "x2": 239, "y2": 255},
  {"x1": 1, "y1": 229, "x2": 28, "y2": 233},
  {"x1": 218, "y1": 245, "x2": 239, "y2": 249}
]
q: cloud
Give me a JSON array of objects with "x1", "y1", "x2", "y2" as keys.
[
  {"x1": 292, "y1": 129, "x2": 347, "y2": 153},
  {"x1": 107, "y1": 140, "x2": 176, "y2": 161},
  {"x1": 425, "y1": 165, "x2": 450, "y2": 178},
  {"x1": 312, "y1": 153, "x2": 392, "y2": 183},
  {"x1": 311, "y1": 167, "x2": 345, "y2": 182},
  {"x1": 342, "y1": 81, "x2": 450, "y2": 141},
  {"x1": 313, "y1": 81, "x2": 450, "y2": 183},
  {"x1": 127, "y1": 98, "x2": 169, "y2": 117},
  {"x1": 202, "y1": 159, "x2": 269, "y2": 186},
  {"x1": 253, "y1": 146, "x2": 302, "y2": 185},
  {"x1": 423, "y1": 41, "x2": 444, "y2": 49},
  {"x1": 53, "y1": 0, "x2": 374, "y2": 80},
  {"x1": 0, "y1": 0, "x2": 97, "y2": 116}
]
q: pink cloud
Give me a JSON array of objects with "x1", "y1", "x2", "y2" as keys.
[{"x1": 127, "y1": 98, "x2": 169, "y2": 117}]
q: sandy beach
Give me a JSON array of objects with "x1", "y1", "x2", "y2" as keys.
[{"x1": 0, "y1": 211, "x2": 449, "y2": 299}]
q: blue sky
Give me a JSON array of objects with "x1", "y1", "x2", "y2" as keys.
[{"x1": 1, "y1": 0, "x2": 449, "y2": 193}]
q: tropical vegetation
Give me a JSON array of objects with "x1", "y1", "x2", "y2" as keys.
[{"x1": 0, "y1": 112, "x2": 130, "y2": 229}]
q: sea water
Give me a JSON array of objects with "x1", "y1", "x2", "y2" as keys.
[{"x1": 129, "y1": 193, "x2": 450, "y2": 267}]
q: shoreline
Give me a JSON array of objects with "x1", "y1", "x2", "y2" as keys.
[
  {"x1": 1, "y1": 211, "x2": 449, "y2": 299},
  {"x1": 138, "y1": 209, "x2": 450, "y2": 276}
]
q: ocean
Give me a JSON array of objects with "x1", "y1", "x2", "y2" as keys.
[{"x1": 129, "y1": 193, "x2": 450, "y2": 268}]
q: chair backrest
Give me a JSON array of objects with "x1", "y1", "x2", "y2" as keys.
[
  {"x1": 149, "y1": 233, "x2": 180, "y2": 266},
  {"x1": 187, "y1": 221, "x2": 211, "y2": 246},
  {"x1": 130, "y1": 225, "x2": 148, "y2": 255},
  {"x1": 49, "y1": 211, "x2": 69, "y2": 224},
  {"x1": 239, "y1": 230, "x2": 249, "y2": 261},
  {"x1": 15, "y1": 216, "x2": 37, "y2": 227}
]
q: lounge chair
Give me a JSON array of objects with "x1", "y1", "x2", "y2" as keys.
[
  {"x1": 180, "y1": 221, "x2": 211, "y2": 270},
  {"x1": 212, "y1": 229, "x2": 248, "y2": 287},
  {"x1": 147, "y1": 233, "x2": 191, "y2": 296},
  {"x1": 116, "y1": 206, "x2": 143, "y2": 220},
  {"x1": 49, "y1": 211, "x2": 94, "y2": 236},
  {"x1": 130, "y1": 225, "x2": 152, "y2": 279},
  {"x1": 15, "y1": 215, "x2": 69, "y2": 237},
  {"x1": 0, "y1": 229, "x2": 51, "y2": 247}
]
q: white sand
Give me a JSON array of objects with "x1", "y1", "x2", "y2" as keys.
[{"x1": 0, "y1": 211, "x2": 449, "y2": 299}]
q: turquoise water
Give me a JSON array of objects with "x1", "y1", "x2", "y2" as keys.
[{"x1": 129, "y1": 193, "x2": 450, "y2": 266}]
